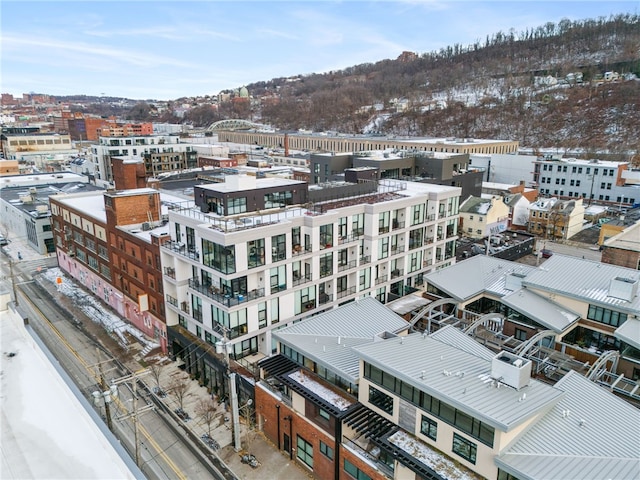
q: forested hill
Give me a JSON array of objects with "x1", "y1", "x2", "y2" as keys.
[{"x1": 249, "y1": 14, "x2": 639, "y2": 157}]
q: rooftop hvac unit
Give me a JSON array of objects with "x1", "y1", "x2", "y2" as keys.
[{"x1": 141, "y1": 222, "x2": 151, "y2": 231}]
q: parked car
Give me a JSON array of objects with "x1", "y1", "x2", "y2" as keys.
[{"x1": 541, "y1": 248, "x2": 553, "y2": 258}]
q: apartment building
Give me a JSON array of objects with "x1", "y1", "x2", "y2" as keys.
[
  {"x1": 424, "y1": 254, "x2": 640, "y2": 383},
  {"x1": 310, "y1": 151, "x2": 483, "y2": 200},
  {"x1": 50, "y1": 188, "x2": 183, "y2": 352},
  {"x1": 256, "y1": 298, "x2": 639, "y2": 480},
  {"x1": 527, "y1": 197, "x2": 585, "y2": 240},
  {"x1": 601, "y1": 221, "x2": 640, "y2": 270},
  {"x1": 532, "y1": 157, "x2": 638, "y2": 207},
  {"x1": 161, "y1": 174, "x2": 461, "y2": 401},
  {"x1": 91, "y1": 134, "x2": 227, "y2": 186},
  {"x1": 458, "y1": 196, "x2": 510, "y2": 239}
]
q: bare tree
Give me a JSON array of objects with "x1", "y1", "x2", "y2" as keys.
[
  {"x1": 195, "y1": 398, "x2": 219, "y2": 436},
  {"x1": 150, "y1": 363, "x2": 163, "y2": 389},
  {"x1": 168, "y1": 374, "x2": 190, "y2": 410}
]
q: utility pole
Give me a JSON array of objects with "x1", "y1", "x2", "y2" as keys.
[
  {"x1": 114, "y1": 369, "x2": 153, "y2": 467},
  {"x1": 216, "y1": 327, "x2": 241, "y2": 452},
  {"x1": 95, "y1": 351, "x2": 114, "y2": 432}
]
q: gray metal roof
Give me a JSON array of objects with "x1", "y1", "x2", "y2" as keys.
[
  {"x1": 423, "y1": 255, "x2": 536, "y2": 301},
  {"x1": 496, "y1": 370, "x2": 640, "y2": 480},
  {"x1": 429, "y1": 325, "x2": 495, "y2": 361},
  {"x1": 501, "y1": 289, "x2": 580, "y2": 333},
  {"x1": 614, "y1": 317, "x2": 640, "y2": 350},
  {"x1": 523, "y1": 254, "x2": 640, "y2": 314},
  {"x1": 354, "y1": 332, "x2": 564, "y2": 431},
  {"x1": 386, "y1": 294, "x2": 431, "y2": 315},
  {"x1": 274, "y1": 297, "x2": 408, "y2": 382}
]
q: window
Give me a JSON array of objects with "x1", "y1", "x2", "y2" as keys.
[
  {"x1": 452, "y1": 433, "x2": 477, "y2": 464},
  {"x1": 420, "y1": 416, "x2": 437, "y2": 440},
  {"x1": 318, "y1": 408, "x2": 330, "y2": 421},
  {"x1": 587, "y1": 304, "x2": 627, "y2": 327},
  {"x1": 369, "y1": 385, "x2": 393, "y2": 414},
  {"x1": 319, "y1": 440, "x2": 333, "y2": 460},
  {"x1": 247, "y1": 238, "x2": 265, "y2": 268},
  {"x1": 344, "y1": 459, "x2": 372, "y2": 480},
  {"x1": 296, "y1": 435, "x2": 313, "y2": 468},
  {"x1": 515, "y1": 328, "x2": 527, "y2": 341},
  {"x1": 227, "y1": 197, "x2": 247, "y2": 214}
]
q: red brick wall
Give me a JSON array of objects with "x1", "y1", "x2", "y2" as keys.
[
  {"x1": 255, "y1": 385, "x2": 336, "y2": 480},
  {"x1": 601, "y1": 247, "x2": 640, "y2": 269}
]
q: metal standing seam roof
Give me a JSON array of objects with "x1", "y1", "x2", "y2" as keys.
[
  {"x1": 522, "y1": 254, "x2": 640, "y2": 313},
  {"x1": 495, "y1": 370, "x2": 640, "y2": 480},
  {"x1": 501, "y1": 289, "x2": 580, "y2": 333},
  {"x1": 423, "y1": 255, "x2": 536, "y2": 301},
  {"x1": 353, "y1": 332, "x2": 564, "y2": 431},
  {"x1": 273, "y1": 297, "x2": 409, "y2": 382},
  {"x1": 603, "y1": 221, "x2": 640, "y2": 252},
  {"x1": 614, "y1": 317, "x2": 640, "y2": 350}
]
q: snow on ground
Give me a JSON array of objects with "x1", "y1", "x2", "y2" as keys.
[
  {"x1": 288, "y1": 370, "x2": 353, "y2": 411},
  {"x1": 41, "y1": 267, "x2": 158, "y2": 351},
  {"x1": 388, "y1": 430, "x2": 480, "y2": 480}
]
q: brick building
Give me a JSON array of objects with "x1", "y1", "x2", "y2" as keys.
[{"x1": 50, "y1": 187, "x2": 182, "y2": 352}]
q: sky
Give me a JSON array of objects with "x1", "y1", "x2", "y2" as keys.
[{"x1": 1, "y1": 1, "x2": 639, "y2": 101}]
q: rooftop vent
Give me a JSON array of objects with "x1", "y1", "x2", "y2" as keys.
[
  {"x1": 608, "y1": 276, "x2": 639, "y2": 301},
  {"x1": 374, "y1": 331, "x2": 398, "y2": 342},
  {"x1": 491, "y1": 351, "x2": 531, "y2": 390},
  {"x1": 505, "y1": 272, "x2": 527, "y2": 291}
]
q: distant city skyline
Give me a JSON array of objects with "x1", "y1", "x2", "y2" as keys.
[{"x1": 2, "y1": 1, "x2": 638, "y2": 101}]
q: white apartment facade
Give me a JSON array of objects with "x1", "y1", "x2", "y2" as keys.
[
  {"x1": 91, "y1": 134, "x2": 183, "y2": 185},
  {"x1": 161, "y1": 175, "x2": 461, "y2": 361},
  {"x1": 533, "y1": 157, "x2": 638, "y2": 207}
]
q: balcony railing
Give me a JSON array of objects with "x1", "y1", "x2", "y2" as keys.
[
  {"x1": 180, "y1": 301, "x2": 190, "y2": 314},
  {"x1": 338, "y1": 233, "x2": 361, "y2": 245},
  {"x1": 292, "y1": 244, "x2": 312, "y2": 256},
  {"x1": 390, "y1": 269, "x2": 404, "y2": 279},
  {"x1": 166, "y1": 294, "x2": 178, "y2": 307},
  {"x1": 359, "y1": 255, "x2": 371, "y2": 265},
  {"x1": 391, "y1": 245, "x2": 405, "y2": 255},
  {"x1": 423, "y1": 259, "x2": 433, "y2": 267},
  {"x1": 375, "y1": 275, "x2": 388, "y2": 285},
  {"x1": 337, "y1": 286, "x2": 356, "y2": 300},
  {"x1": 164, "y1": 267, "x2": 176, "y2": 279},
  {"x1": 163, "y1": 241, "x2": 200, "y2": 261},
  {"x1": 338, "y1": 260, "x2": 357, "y2": 272},
  {"x1": 378, "y1": 226, "x2": 390, "y2": 234},
  {"x1": 293, "y1": 273, "x2": 312, "y2": 286},
  {"x1": 188, "y1": 278, "x2": 265, "y2": 307},
  {"x1": 426, "y1": 213, "x2": 437, "y2": 222},
  {"x1": 320, "y1": 268, "x2": 333, "y2": 278},
  {"x1": 319, "y1": 293, "x2": 333, "y2": 305},
  {"x1": 392, "y1": 220, "x2": 405, "y2": 230}
]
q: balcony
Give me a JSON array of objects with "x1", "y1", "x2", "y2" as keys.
[
  {"x1": 390, "y1": 269, "x2": 404, "y2": 279},
  {"x1": 320, "y1": 268, "x2": 333, "y2": 279},
  {"x1": 337, "y1": 286, "x2": 356, "y2": 300},
  {"x1": 390, "y1": 245, "x2": 405, "y2": 255},
  {"x1": 292, "y1": 244, "x2": 312, "y2": 256},
  {"x1": 166, "y1": 294, "x2": 178, "y2": 307},
  {"x1": 293, "y1": 273, "x2": 312, "y2": 286},
  {"x1": 164, "y1": 267, "x2": 176, "y2": 279},
  {"x1": 378, "y1": 226, "x2": 390, "y2": 234},
  {"x1": 319, "y1": 292, "x2": 333, "y2": 305},
  {"x1": 375, "y1": 275, "x2": 388, "y2": 285},
  {"x1": 423, "y1": 259, "x2": 433, "y2": 268},
  {"x1": 163, "y1": 241, "x2": 200, "y2": 261},
  {"x1": 359, "y1": 255, "x2": 371, "y2": 265},
  {"x1": 338, "y1": 260, "x2": 357, "y2": 272},
  {"x1": 188, "y1": 278, "x2": 265, "y2": 307},
  {"x1": 392, "y1": 220, "x2": 405, "y2": 230},
  {"x1": 338, "y1": 233, "x2": 361, "y2": 245},
  {"x1": 180, "y1": 301, "x2": 190, "y2": 314},
  {"x1": 426, "y1": 213, "x2": 437, "y2": 222}
]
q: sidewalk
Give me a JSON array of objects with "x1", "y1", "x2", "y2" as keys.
[{"x1": 148, "y1": 356, "x2": 312, "y2": 480}]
